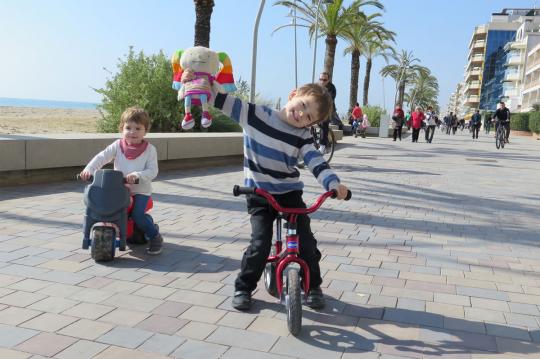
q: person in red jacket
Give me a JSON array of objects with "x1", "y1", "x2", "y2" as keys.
[
  {"x1": 350, "y1": 102, "x2": 363, "y2": 136},
  {"x1": 410, "y1": 106, "x2": 425, "y2": 143}
]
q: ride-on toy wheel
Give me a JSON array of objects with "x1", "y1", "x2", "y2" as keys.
[
  {"x1": 91, "y1": 227, "x2": 115, "y2": 262},
  {"x1": 264, "y1": 263, "x2": 278, "y2": 297},
  {"x1": 285, "y1": 268, "x2": 302, "y2": 336}
]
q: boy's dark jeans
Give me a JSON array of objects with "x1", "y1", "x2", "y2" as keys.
[{"x1": 234, "y1": 190, "x2": 322, "y2": 293}]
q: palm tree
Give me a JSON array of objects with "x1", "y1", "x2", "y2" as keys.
[
  {"x1": 342, "y1": 13, "x2": 393, "y2": 112},
  {"x1": 274, "y1": 0, "x2": 383, "y2": 81},
  {"x1": 405, "y1": 70, "x2": 439, "y2": 111},
  {"x1": 380, "y1": 50, "x2": 429, "y2": 109},
  {"x1": 194, "y1": 0, "x2": 214, "y2": 47},
  {"x1": 361, "y1": 32, "x2": 395, "y2": 106}
]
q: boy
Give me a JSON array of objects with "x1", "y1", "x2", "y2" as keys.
[
  {"x1": 209, "y1": 83, "x2": 349, "y2": 310},
  {"x1": 79, "y1": 107, "x2": 163, "y2": 255}
]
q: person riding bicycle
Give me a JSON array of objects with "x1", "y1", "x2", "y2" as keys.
[
  {"x1": 492, "y1": 101, "x2": 511, "y2": 143},
  {"x1": 197, "y1": 77, "x2": 350, "y2": 311}
]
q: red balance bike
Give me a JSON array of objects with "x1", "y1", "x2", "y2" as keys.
[{"x1": 233, "y1": 185, "x2": 351, "y2": 335}]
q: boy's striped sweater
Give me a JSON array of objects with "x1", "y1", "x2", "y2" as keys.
[{"x1": 213, "y1": 93, "x2": 340, "y2": 194}]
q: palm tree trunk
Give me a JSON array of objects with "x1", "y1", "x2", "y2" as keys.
[
  {"x1": 349, "y1": 49, "x2": 360, "y2": 113},
  {"x1": 323, "y1": 35, "x2": 338, "y2": 81},
  {"x1": 194, "y1": 0, "x2": 214, "y2": 47},
  {"x1": 398, "y1": 81, "x2": 406, "y2": 109},
  {"x1": 362, "y1": 57, "x2": 372, "y2": 106}
]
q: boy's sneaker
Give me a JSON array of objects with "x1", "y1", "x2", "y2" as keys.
[
  {"x1": 232, "y1": 291, "x2": 251, "y2": 311},
  {"x1": 306, "y1": 287, "x2": 325, "y2": 309},
  {"x1": 147, "y1": 234, "x2": 163, "y2": 255}
]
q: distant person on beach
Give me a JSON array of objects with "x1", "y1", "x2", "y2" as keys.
[{"x1": 79, "y1": 107, "x2": 163, "y2": 255}]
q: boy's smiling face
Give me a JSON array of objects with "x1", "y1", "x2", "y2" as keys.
[{"x1": 282, "y1": 94, "x2": 320, "y2": 128}]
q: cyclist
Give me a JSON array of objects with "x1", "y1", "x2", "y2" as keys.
[{"x1": 492, "y1": 101, "x2": 511, "y2": 143}]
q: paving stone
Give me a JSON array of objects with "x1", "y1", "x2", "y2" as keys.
[
  {"x1": 136, "y1": 314, "x2": 189, "y2": 335},
  {"x1": 176, "y1": 321, "x2": 217, "y2": 340},
  {"x1": 15, "y1": 332, "x2": 77, "y2": 357},
  {"x1": 207, "y1": 326, "x2": 278, "y2": 351},
  {"x1": 171, "y1": 339, "x2": 228, "y2": 359},
  {"x1": 28, "y1": 296, "x2": 79, "y2": 314},
  {"x1": 464, "y1": 307, "x2": 506, "y2": 324},
  {"x1": 216, "y1": 311, "x2": 256, "y2": 329},
  {"x1": 179, "y1": 306, "x2": 227, "y2": 324},
  {"x1": 383, "y1": 308, "x2": 444, "y2": 328},
  {"x1": 20, "y1": 312, "x2": 78, "y2": 332},
  {"x1": 151, "y1": 301, "x2": 191, "y2": 317},
  {"x1": 60, "y1": 318, "x2": 113, "y2": 341},
  {"x1": 55, "y1": 340, "x2": 109, "y2": 359},
  {"x1": 104, "y1": 293, "x2": 163, "y2": 312},
  {"x1": 485, "y1": 322, "x2": 531, "y2": 341},
  {"x1": 97, "y1": 326, "x2": 154, "y2": 349},
  {"x1": 133, "y1": 285, "x2": 177, "y2": 299},
  {"x1": 0, "y1": 323, "x2": 38, "y2": 347},
  {"x1": 138, "y1": 333, "x2": 186, "y2": 356},
  {"x1": 167, "y1": 289, "x2": 227, "y2": 308},
  {"x1": 456, "y1": 286, "x2": 509, "y2": 301},
  {"x1": 61, "y1": 302, "x2": 115, "y2": 320},
  {"x1": 0, "y1": 307, "x2": 42, "y2": 325},
  {"x1": 93, "y1": 346, "x2": 170, "y2": 359},
  {"x1": 0, "y1": 290, "x2": 47, "y2": 307},
  {"x1": 221, "y1": 347, "x2": 296, "y2": 359},
  {"x1": 7, "y1": 279, "x2": 51, "y2": 292},
  {"x1": 99, "y1": 308, "x2": 150, "y2": 327},
  {"x1": 270, "y1": 336, "x2": 343, "y2": 359},
  {"x1": 0, "y1": 348, "x2": 31, "y2": 359}
]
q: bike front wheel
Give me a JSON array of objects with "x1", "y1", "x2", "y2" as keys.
[{"x1": 285, "y1": 268, "x2": 302, "y2": 336}]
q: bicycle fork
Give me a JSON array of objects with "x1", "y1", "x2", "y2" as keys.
[{"x1": 273, "y1": 214, "x2": 310, "y2": 301}]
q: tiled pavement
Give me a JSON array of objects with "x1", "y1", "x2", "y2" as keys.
[{"x1": 0, "y1": 130, "x2": 540, "y2": 358}]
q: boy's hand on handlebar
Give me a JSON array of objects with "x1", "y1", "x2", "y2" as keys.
[
  {"x1": 334, "y1": 184, "x2": 349, "y2": 200},
  {"x1": 126, "y1": 173, "x2": 139, "y2": 184},
  {"x1": 79, "y1": 170, "x2": 92, "y2": 182}
]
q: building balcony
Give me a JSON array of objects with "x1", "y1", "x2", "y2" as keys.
[
  {"x1": 465, "y1": 68, "x2": 482, "y2": 81},
  {"x1": 504, "y1": 72, "x2": 521, "y2": 82},
  {"x1": 503, "y1": 88, "x2": 519, "y2": 97},
  {"x1": 470, "y1": 54, "x2": 484, "y2": 63},
  {"x1": 465, "y1": 95, "x2": 480, "y2": 104},
  {"x1": 506, "y1": 56, "x2": 523, "y2": 66},
  {"x1": 472, "y1": 40, "x2": 486, "y2": 49}
]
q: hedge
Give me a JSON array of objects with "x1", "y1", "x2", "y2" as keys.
[
  {"x1": 529, "y1": 111, "x2": 540, "y2": 133},
  {"x1": 510, "y1": 113, "x2": 529, "y2": 131}
]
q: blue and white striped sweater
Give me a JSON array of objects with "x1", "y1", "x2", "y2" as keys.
[{"x1": 214, "y1": 93, "x2": 340, "y2": 194}]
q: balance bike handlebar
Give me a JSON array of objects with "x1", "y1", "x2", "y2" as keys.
[
  {"x1": 76, "y1": 174, "x2": 139, "y2": 184},
  {"x1": 233, "y1": 185, "x2": 351, "y2": 215}
]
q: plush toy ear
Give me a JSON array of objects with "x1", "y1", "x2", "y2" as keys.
[
  {"x1": 171, "y1": 50, "x2": 184, "y2": 90},
  {"x1": 215, "y1": 52, "x2": 237, "y2": 93}
]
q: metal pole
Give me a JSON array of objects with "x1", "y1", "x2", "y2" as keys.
[
  {"x1": 294, "y1": 1, "x2": 298, "y2": 88},
  {"x1": 311, "y1": 0, "x2": 324, "y2": 83},
  {"x1": 251, "y1": 0, "x2": 266, "y2": 103}
]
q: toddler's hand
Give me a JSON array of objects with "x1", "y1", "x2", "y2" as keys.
[
  {"x1": 79, "y1": 170, "x2": 92, "y2": 181},
  {"x1": 126, "y1": 173, "x2": 139, "y2": 184},
  {"x1": 334, "y1": 184, "x2": 349, "y2": 200}
]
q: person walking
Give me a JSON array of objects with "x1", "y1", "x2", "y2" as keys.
[
  {"x1": 318, "y1": 72, "x2": 336, "y2": 154},
  {"x1": 424, "y1": 106, "x2": 437, "y2": 143},
  {"x1": 471, "y1": 109, "x2": 482, "y2": 139},
  {"x1": 484, "y1": 112, "x2": 492, "y2": 134},
  {"x1": 410, "y1": 106, "x2": 424, "y2": 143},
  {"x1": 451, "y1": 113, "x2": 458, "y2": 135},
  {"x1": 351, "y1": 102, "x2": 362, "y2": 137},
  {"x1": 445, "y1": 112, "x2": 453, "y2": 135},
  {"x1": 392, "y1": 104, "x2": 404, "y2": 141}
]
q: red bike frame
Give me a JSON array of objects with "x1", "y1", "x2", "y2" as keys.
[{"x1": 252, "y1": 188, "x2": 337, "y2": 299}]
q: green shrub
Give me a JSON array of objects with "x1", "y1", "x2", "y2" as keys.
[
  {"x1": 94, "y1": 47, "x2": 242, "y2": 133},
  {"x1": 510, "y1": 113, "x2": 529, "y2": 131},
  {"x1": 529, "y1": 111, "x2": 540, "y2": 133},
  {"x1": 362, "y1": 106, "x2": 385, "y2": 127}
]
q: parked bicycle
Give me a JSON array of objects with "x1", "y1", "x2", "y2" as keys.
[
  {"x1": 233, "y1": 185, "x2": 351, "y2": 335},
  {"x1": 297, "y1": 125, "x2": 335, "y2": 168}
]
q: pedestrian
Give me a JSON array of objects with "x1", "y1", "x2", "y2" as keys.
[
  {"x1": 452, "y1": 113, "x2": 458, "y2": 135},
  {"x1": 392, "y1": 104, "x2": 404, "y2": 141},
  {"x1": 318, "y1": 71, "x2": 336, "y2": 154},
  {"x1": 445, "y1": 112, "x2": 453, "y2": 135},
  {"x1": 484, "y1": 112, "x2": 492, "y2": 134},
  {"x1": 351, "y1": 102, "x2": 362, "y2": 137},
  {"x1": 424, "y1": 106, "x2": 437, "y2": 143},
  {"x1": 471, "y1": 109, "x2": 482, "y2": 139},
  {"x1": 410, "y1": 106, "x2": 424, "y2": 143},
  {"x1": 359, "y1": 113, "x2": 370, "y2": 138}
]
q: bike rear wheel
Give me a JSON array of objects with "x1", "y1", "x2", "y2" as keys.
[
  {"x1": 285, "y1": 268, "x2": 302, "y2": 336},
  {"x1": 91, "y1": 227, "x2": 115, "y2": 262}
]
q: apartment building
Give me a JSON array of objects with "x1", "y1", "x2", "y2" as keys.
[{"x1": 451, "y1": 8, "x2": 540, "y2": 115}]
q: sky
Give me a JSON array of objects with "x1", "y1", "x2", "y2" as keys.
[{"x1": 0, "y1": 0, "x2": 537, "y2": 116}]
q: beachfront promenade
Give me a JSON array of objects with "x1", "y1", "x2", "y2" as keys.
[{"x1": 0, "y1": 131, "x2": 539, "y2": 359}]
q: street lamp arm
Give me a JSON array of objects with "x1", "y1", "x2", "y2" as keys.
[{"x1": 251, "y1": 0, "x2": 266, "y2": 103}]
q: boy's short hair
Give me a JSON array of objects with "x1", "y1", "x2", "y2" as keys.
[
  {"x1": 118, "y1": 107, "x2": 152, "y2": 132},
  {"x1": 295, "y1": 83, "x2": 333, "y2": 124}
]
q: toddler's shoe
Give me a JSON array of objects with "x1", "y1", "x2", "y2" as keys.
[
  {"x1": 318, "y1": 145, "x2": 326, "y2": 155},
  {"x1": 147, "y1": 233, "x2": 163, "y2": 255},
  {"x1": 232, "y1": 290, "x2": 251, "y2": 311},
  {"x1": 181, "y1": 113, "x2": 195, "y2": 130},
  {"x1": 201, "y1": 111, "x2": 212, "y2": 128},
  {"x1": 306, "y1": 286, "x2": 325, "y2": 309}
]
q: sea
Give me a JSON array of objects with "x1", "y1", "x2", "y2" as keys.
[{"x1": 0, "y1": 97, "x2": 98, "y2": 110}]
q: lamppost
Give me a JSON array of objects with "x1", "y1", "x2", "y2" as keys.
[{"x1": 251, "y1": 0, "x2": 266, "y2": 102}]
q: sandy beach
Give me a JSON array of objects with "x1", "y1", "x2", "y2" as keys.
[{"x1": 0, "y1": 106, "x2": 100, "y2": 134}]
